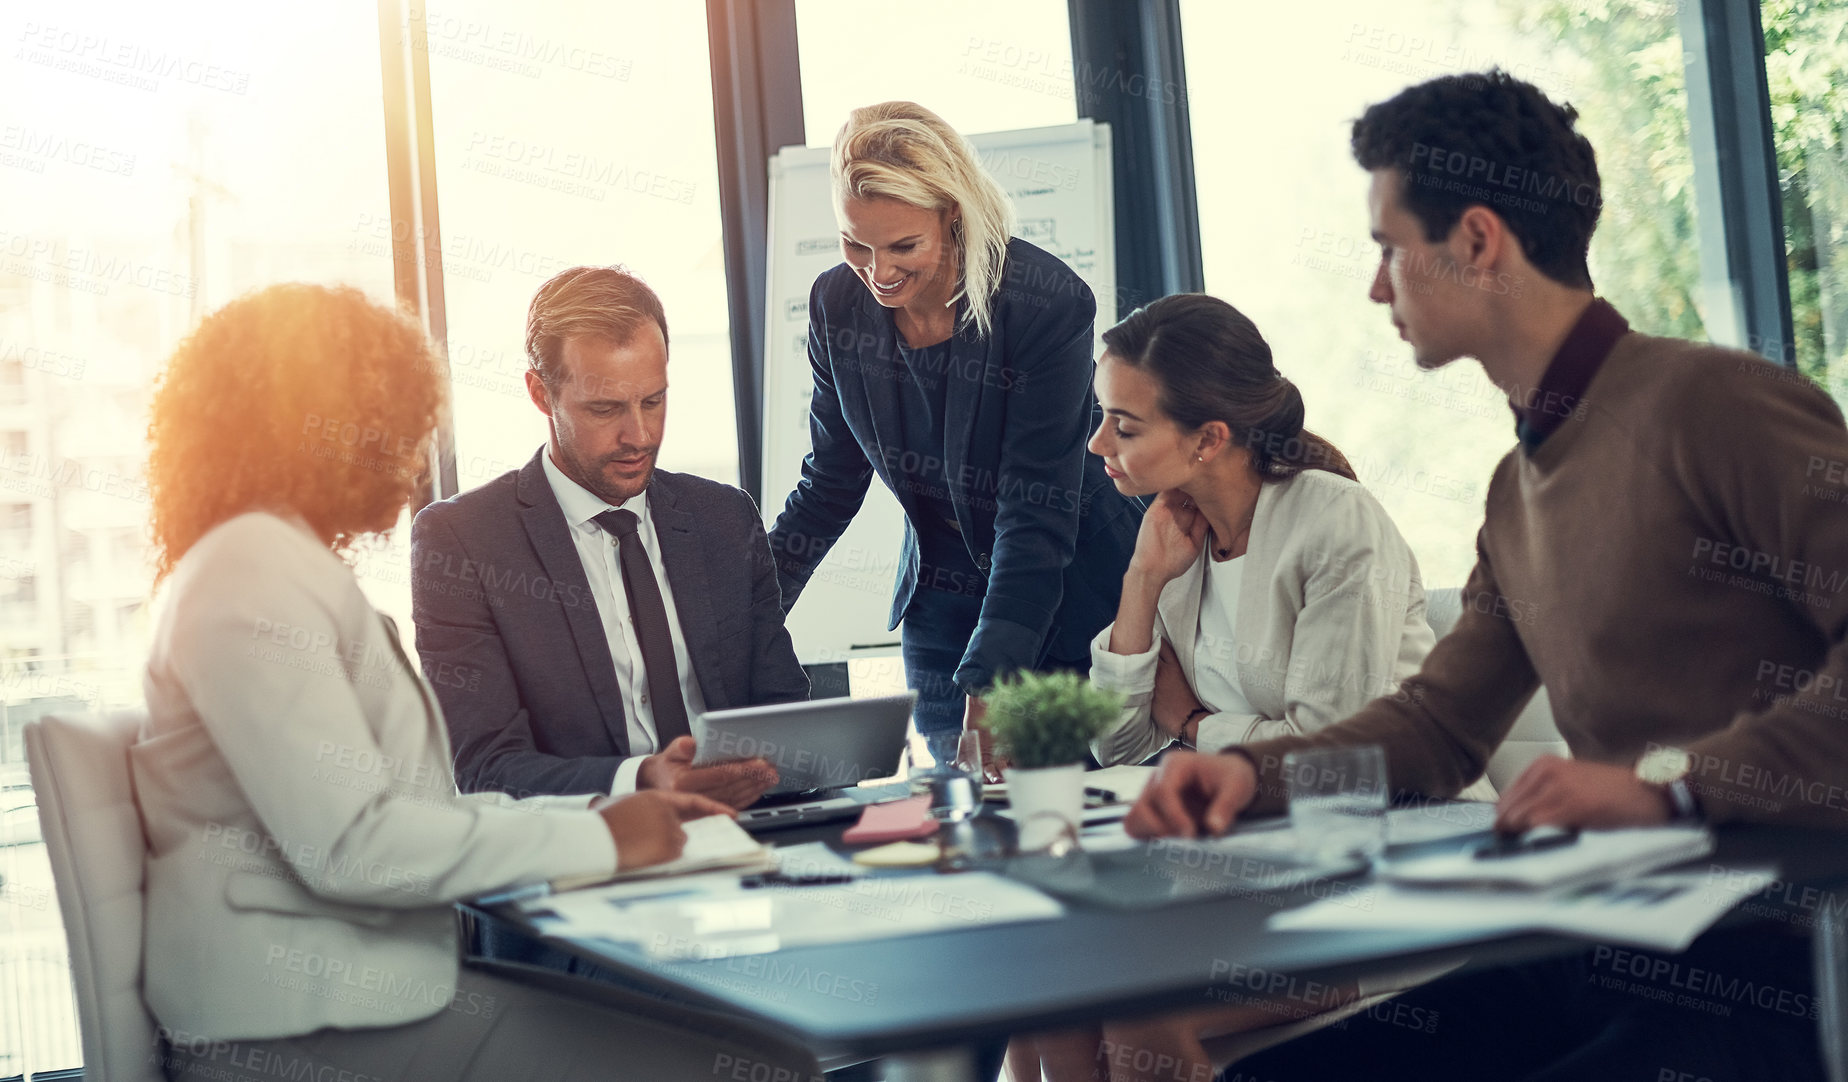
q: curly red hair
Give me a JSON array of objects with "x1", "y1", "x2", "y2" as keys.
[{"x1": 148, "y1": 283, "x2": 446, "y2": 581}]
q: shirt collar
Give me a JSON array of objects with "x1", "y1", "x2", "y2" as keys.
[
  {"x1": 1512, "y1": 297, "x2": 1629, "y2": 452},
  {"x1": 539, "y1": 447, "x2": 648, "y2": 530}
]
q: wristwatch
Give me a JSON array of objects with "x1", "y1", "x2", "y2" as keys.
[{"x1": 1635, "y1": 745, "x2": 1702, "y2": 823}]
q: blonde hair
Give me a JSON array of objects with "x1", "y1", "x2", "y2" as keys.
[{"x1": 831, "y1": 102, "x2": 1016, "y2": 340}]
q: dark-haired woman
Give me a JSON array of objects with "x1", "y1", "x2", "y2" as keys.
[
  {"x1": 1004, "y1": 293, "x2": 1488, "y2": 1082},
  {"x1": 1085, "y1": 293, "x2": 1500, "y2": 783}
]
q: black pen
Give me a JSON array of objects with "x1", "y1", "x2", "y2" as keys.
[
  {"x1": 740, "y1": 872, "x2": 860, "y2": 889},
  {"x1": 1473, "y1": 828, "x2": 1580, "y2": 861},
  {"x1": 1084, "y1": 786, "x2": 1119, "y2": 803}
]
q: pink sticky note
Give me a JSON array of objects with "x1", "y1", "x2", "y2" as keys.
[{"x1": 842, "y1": 796, "x2": 941, "y2": 845}]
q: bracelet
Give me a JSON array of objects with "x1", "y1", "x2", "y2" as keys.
[{"x1": 1661, "y1": 778, "x2": 1703, "y2": 823}]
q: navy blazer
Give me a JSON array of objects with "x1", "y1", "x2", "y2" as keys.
[
  {"x1": 769, "y1": 237, "x2": 1141, "y2": 691},
  {"x1": 411, "y1": 450, "x2": 809, "y2": 797}
]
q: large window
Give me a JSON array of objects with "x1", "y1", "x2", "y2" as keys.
[
  {"x1": 0, "y1": 0, "x2": 394, "y2": 1070},
  {"x1": 1181, "y1": 1, "x2": 1706, "y2": 587},
  {"x1": 795, "y1": 0, "x2": 1078, "y2": 141},
  {"x1": 0, "y1": 2, "x2": 1829, "y2": 1073},
  {"x1": 1766, "y1": 0, "x2": 1848, "y2": 403},
  {"x1": 423, "y1": 0, "x2": 736, "y2": 496}
]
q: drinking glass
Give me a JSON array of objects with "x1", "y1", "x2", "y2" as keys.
[
  {"x1": 906, "y1": 730, "x2": 985, "y2": 822},
  {"x1": 1284, "y1": 745, "x2": 1388, "y2": 861}
]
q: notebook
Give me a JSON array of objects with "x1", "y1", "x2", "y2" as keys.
[{"x1": 551, "y1": 814, "x2": 775, "y2": 892}]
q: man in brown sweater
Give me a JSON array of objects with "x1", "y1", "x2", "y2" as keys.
[{"x1": 1127, "y1": 71, "x2": 1841, "y2": 1081}]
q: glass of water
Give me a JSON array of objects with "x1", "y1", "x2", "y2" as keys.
[
  {"x1": 1284, "y1": 745, "x2": 1388, "y2": 862},
  {"x1": 907, "y1": 730, "x2": 985, "y2": 822}
]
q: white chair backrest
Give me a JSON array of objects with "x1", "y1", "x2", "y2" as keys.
[
  {"x1": 24, "y1": 710, "x2": 164, "y2": 1082},
  {"x1": 1423, "y1": 588, "x2": 1571, "y2": 790}
]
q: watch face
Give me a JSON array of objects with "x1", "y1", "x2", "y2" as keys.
[{"x1": 1636, "y1": 746, "x2": 1694, "y2": 786}]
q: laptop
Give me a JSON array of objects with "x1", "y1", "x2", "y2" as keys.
[{"x1": 691, "y1": 692, "x2": 916, "y2": 832}]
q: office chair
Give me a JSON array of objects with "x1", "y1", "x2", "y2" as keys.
[{"x1": 25, "y1": 710, "x2": 165, "y2": 1082}]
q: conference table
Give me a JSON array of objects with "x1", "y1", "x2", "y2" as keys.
[{"x1": 470, "y1": 811, "x2": 1848, "y2": 1081}]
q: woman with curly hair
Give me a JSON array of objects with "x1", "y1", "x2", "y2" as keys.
[{"x1": 135, "y1": 283, "x2": 819, "y2": 1080}]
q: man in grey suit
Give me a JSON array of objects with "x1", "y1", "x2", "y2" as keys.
[{"x1": 412, "y1": 265, "x2": 807, "y2": 807}]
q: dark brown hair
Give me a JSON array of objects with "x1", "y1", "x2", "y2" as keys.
[
  {"x1": 1352, "y1": 69, "x2": 1600, "y2": 290},
  {"x1": 1101, "y1": 294, "x2": 1355, "y2": 482},
  {"x1": 525, "y1": 265, "x2": 669, "y2": 390}
]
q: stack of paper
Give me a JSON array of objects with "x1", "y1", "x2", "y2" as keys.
[
  {"x1": 1076, "y1": 803, "x2": 1501, "y2": 860},
  {"x1": 1270, "y1": 866, "x2": 1777, "y2": 952},
  {"x1": 529, "y1": 870, "x2": 1064, "y2": 959},
  {"x1": 1270, "y1": 825, "x2": 1762, "y2": 953},
  {"x1": 1382, "y1": 800, "x2": 1497, "y2": 846},
  {"x1": 1381, "y1": 827, "x2": 1714, "y2": 890}
]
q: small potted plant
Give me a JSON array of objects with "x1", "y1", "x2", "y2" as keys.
[{"x1": 982, "y1": 671, "x2": 1121, "y2": 849}]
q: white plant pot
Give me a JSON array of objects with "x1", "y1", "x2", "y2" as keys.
[{"x1": 1006, "y1": 762, "x2": 1086, "y2": 851}]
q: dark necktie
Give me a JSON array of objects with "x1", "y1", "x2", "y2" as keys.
[{"x1": 591, "y1": 509, "x2": 691, "y2": 747}]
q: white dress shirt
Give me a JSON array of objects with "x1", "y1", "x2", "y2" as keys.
[{"x1": 542, "y1": 451, "x2": 708, "y2": 794}]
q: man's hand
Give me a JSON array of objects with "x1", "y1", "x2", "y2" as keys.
[
  {"x1": 1150, "y1": 642, "x2": 1206, "y2": 740},
  {"x1": 637, "y1": 735, "x2": 779, "y2": 809},
  {"x1": 1124, "y1": 750, "x2": 1257, "y2": 839},
  {"x1": 597, "y1": 789, "x2": 736, "y2": 871},
  {"x1": 1493, "y1": 756, "x2": 1671, "y2": 833}
]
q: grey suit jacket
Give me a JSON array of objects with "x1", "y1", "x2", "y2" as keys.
[
  {"x1": 135, "y1": 511, "x2": 614, "y2": 1040},
  {"x1": 411, "y1": 450, "x2": 810, "y2": 797}
]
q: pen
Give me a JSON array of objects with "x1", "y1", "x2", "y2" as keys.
[
  {"x1": 1473, "y1": 828, "x2": 1580, "y2": 861},
  {"x1": 741, "y1": 873, "x2": 860, "y2": 889},
  {"x1": 1084, "y1": 786, "x2": 1119, "y2": 803}
]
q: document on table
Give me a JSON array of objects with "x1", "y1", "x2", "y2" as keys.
[
  {"x1": 1071, "y1": 800, "x2": 1495, "y2": 859},
  {"x1": 551, "y1": 814, "x2": 775, "y2": 892},
  {"x1": 1270, "y1": 865, "x2": 1778, "y2": 952},
  {"x1": 1104, "y1": 803, "x2": 1501, "y2": 862},
  {"x1": 771, "y1": 840, "x2": 867, "y2": 878},
  {"x1": 527, "y1": 870, "x2": 1064, "y2": 959},
  {"x1": 1383, "y1": 800, "x2": 1497, "y2": 846},
  {"x1": 1381, "y1": 827, "x2": 1715, "y2": 890}
]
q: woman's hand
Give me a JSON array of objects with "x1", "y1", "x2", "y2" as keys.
[
  {"x1": 598, "y1": 789, "x2": 735, "y2": 871},
  {"x1": 1150, "y1": 642, "x2": 1206, "y2": 740},
  {"x1": 1127, "y1": 490, "x2": 1208, "y2": 587},
  {"x1": 964, "y1": 695, "x2": 1009, "y2": 781}
]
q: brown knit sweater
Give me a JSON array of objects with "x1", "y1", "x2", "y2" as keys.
[{"x1": 1238, "y1": 330, "x2": 1848, "y2": 829}]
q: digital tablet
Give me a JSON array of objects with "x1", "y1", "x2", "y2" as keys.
[{"x1": 690, "y1": 692, "x2": 916, "y2": 795}]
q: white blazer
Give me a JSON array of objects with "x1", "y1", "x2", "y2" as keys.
[
  {"x1": 1091, "y1": 470, "x2": 1493, "y2": 802},
  {"x1": 133, "y1": 512, "x2": 617, "y2": 1041}
]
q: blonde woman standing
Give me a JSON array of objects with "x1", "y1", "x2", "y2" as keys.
[{"x1": 769, "y1": 101, "x2": 1140, "y2": 737}]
